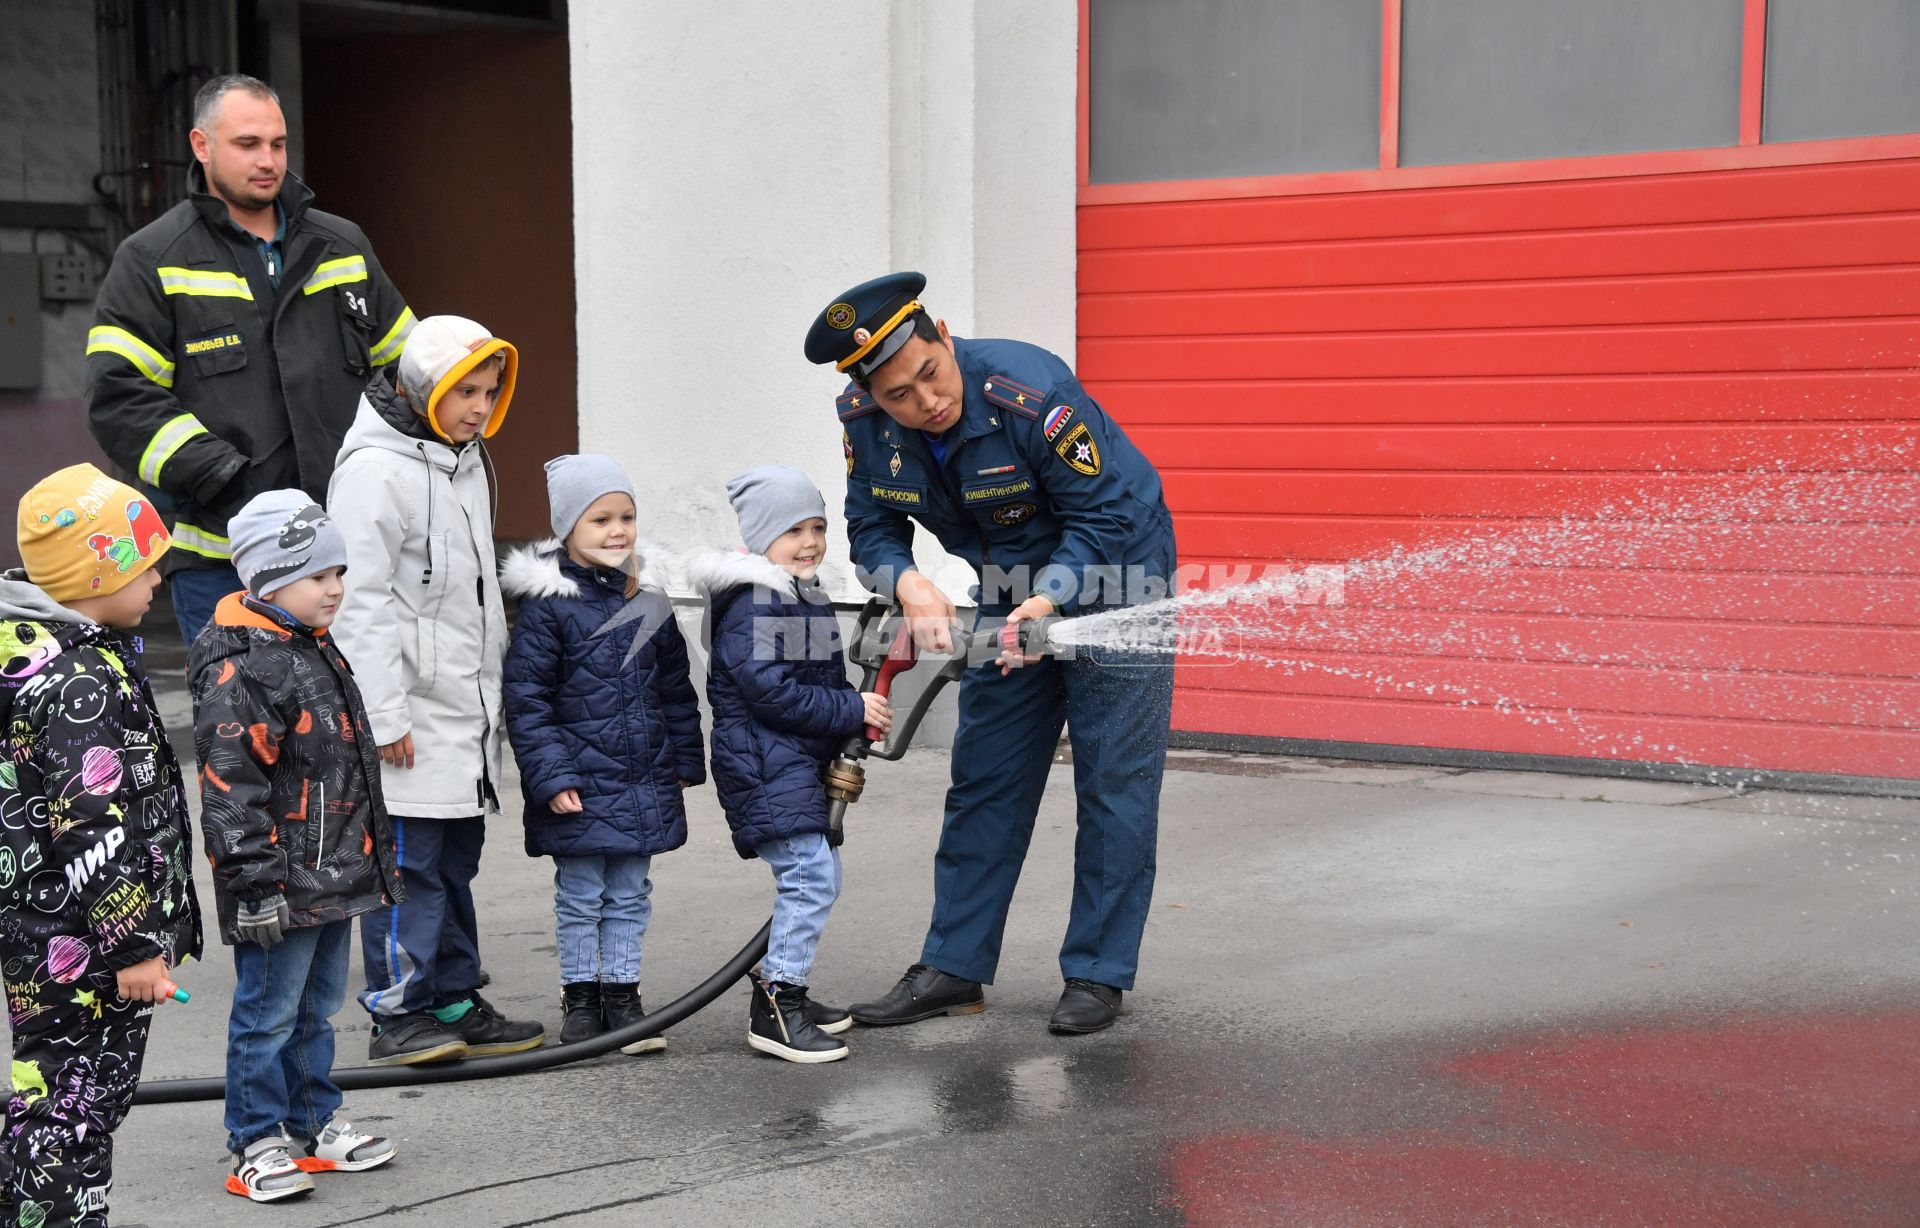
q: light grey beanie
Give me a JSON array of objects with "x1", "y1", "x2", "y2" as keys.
[
  {"x1": 545, "y1": 453, "x2": 636, "y2": 539},
  {"x1": 229, "y1": 490, "x2": 348, "y2": 596},
  {"x1": 725, "y1": 465, "x2": 826, "y2": 555}
]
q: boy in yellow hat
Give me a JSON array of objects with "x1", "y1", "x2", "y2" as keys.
[{"x1": 0, "y1": 462, "x2": 203, "y2": 1224}]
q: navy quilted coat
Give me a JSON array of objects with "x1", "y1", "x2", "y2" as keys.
[
  {"x1": 689, "y1": 551, "x2": 865, "y2": 859},
  {"x1": 501, "y1": 542, "x2": 705, "y2": 859}
]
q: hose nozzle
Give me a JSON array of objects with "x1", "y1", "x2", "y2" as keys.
[
  {"x1": 824, "y1": 756, "x2": 867, "y2": 836},
  {"x1": 824, "y1": 757, "x2": 867, "y2": 804}
]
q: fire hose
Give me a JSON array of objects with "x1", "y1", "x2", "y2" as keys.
[{"x1": 130, "y1": 600, "x2": 1048, "y2": 1104}]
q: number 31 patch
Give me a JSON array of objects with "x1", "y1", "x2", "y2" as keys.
[{"x1": 1052, "y1": 421, "x2": 1101, "y2": 476}]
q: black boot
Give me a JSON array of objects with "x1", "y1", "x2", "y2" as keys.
[
  {"x1": 849, "y1": 963, "x2": 985, "y2": 1026},
  {"x1": 600, "y1": 981, "x2": 666, "y2": 1055},
  {"x1": 751, "y1": 972, "x2": 853, "y2": 1036},
  {"x1": 1048, "y1": 979, "x2": 1123, "y2": 1035},
  {"x1": 748, "y1": 978, "x2": 849, "y2": 1064},
  {"x1": 560, "y1": 983, "x2": 605, "y2": 1044}
]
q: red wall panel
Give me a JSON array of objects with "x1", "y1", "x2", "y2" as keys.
[{"x1": 1077, "y1": 157, "x2": 1920, "y2": 780}]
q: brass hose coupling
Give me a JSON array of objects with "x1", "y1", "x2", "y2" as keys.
[{"x1": 824, "y1": 757, "x2": 867, "y2": 804}]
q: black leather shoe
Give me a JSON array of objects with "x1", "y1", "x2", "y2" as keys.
[
  {"x1": 1048, "y1": 979, "x2": 1122, "y2": 1034},
  {"x1": 849, "y1": 963, "x2": 985, "y2": 1026}
]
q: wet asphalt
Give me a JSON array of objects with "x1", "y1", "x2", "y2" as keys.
[{"x1": 42, "y1": 620, "x2": 1920, "y2": 1225}]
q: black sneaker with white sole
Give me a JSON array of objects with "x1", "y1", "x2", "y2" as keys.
[
  {"x1": 445, "y1": 992, "x2": 547, "y2": 1056},
  {"x1": 751, "y1": 972, "x2": 852, "y2": 1036},
  {"x1": 748, "y1": 978, "x2": 849, "y2": 1063},
  {"x1": 367, "y1": 1013, "x2": 469, "y2": 1066}
]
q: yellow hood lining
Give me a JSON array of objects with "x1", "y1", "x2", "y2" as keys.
[{"x1": 423, "y1": 339, "x2": 519, "y2": 442}]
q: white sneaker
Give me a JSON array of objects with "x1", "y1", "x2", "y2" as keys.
[
  {"x1": 295, "y1": 1119, "x2": 398, "y2": 1173},
  {"x1": 228, "y1": 1135, "x2": 316, "y2": 1202}
]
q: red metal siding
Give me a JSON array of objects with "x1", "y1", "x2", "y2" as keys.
[{"x1": 1077, "y1": 157, "x2": 1920, "y2": 780}]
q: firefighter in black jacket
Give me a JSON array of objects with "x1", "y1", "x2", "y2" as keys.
[{"x1": 85, "y1": 74, "x2": 414, "y2": 642}]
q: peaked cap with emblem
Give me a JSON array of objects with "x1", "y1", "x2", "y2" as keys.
[{"x1": 804, "y1": 271, "x2": 928, "y2": 381}]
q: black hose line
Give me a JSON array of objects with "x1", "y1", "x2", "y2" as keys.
[{"x1": 131, "y1": 921, "x2": 772, "y2": 1105}]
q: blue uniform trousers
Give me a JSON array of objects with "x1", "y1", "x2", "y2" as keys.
[{"x1": 921, "y1": 614, "x2": 1174, "y2": 991}]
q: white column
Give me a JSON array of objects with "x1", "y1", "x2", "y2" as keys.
[{"x1": 570, "y1": 1, "x2": 1076, "y2": 590}]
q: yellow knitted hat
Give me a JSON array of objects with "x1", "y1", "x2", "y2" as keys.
[{"x1": 17, "y1": 463, "x2": 172, "y2": 602}]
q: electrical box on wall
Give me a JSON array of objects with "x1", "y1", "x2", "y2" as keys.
[
  {"x1": 0, "y1": 255, "x2": 45, "y2": 389},
  {"x1": 39, "y1": 254, "x2": 97, "y2": 303}
]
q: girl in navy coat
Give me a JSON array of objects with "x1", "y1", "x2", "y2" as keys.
[
  {"x1": 689, "y1": 465, "x2": 892, "y2": 1063},
  {"x1": 501, "y1": 454, "x2": 705, "y2": 1051}
]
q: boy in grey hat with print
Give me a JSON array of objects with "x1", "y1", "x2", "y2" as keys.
[{"x1": 189, "y1": 490, "x2": 408, "y2": 1201}]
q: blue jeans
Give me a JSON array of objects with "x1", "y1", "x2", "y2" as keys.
[
  {"x1": 225, "y1": 920, "x2": 351, "y2": 1154},
  {"x1": 553, "y1": 854, "x2": 653, "y2": 983},
  {"x1": 168, "y1": 561, "x2": 241, "y2": 645},
  {"x1": 359, "y1": 816, "x2": 486, "y2": 1018},
  {"x1": 759, "y1": 832, "x2": 840, "y2": 986}
]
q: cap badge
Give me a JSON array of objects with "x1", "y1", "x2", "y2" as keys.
[{"x1": 826, "y1": 301, "x2": 857, "y2": 330}]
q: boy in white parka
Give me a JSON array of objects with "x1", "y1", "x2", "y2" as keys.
[{"x1": 327, "y1": 315, "x2": 546, "y2": 1065}]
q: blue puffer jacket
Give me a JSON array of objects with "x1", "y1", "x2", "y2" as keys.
[
  {"x1": 689, "y1": 550, "x2": 865, "y2": 859},
  {"x1": 501, "y1": 541, "x2": 706, "y2": 859}
]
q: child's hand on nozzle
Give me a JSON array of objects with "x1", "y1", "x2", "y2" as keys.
[
  {"x1": 115, "y1": 955, "x2": 174, "y2": 1004},
  {"x1": 550, "y1": 788, "x2": 584, "y2": 814},
  {"x1": 862, "y1": 692, "x2": 893, "y2": 733}
]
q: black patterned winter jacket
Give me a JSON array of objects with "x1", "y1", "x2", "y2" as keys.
[
  {"x1": 0, "y1": 575, "x2": 203, "y2": 973},
  {"x1": 188, "y1": 591, "x2": 402, "y2": 945}
]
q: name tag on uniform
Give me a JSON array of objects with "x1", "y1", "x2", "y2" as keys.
[
  {"x1": 183, "y1": 330, "x2": 243, "y2": 357},
  {"x1": 963, "y1": 478, "x2": 1033, "y2": 503},
  {"x1": 869, "y1": 482, "x2": 922, "y2": 507}
]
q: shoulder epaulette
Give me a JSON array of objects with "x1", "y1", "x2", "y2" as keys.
[
  {"x1": 982, "y1": 373, "x2": 1045, "y2": 419},
  {"x1": 837, "y1": 385, "x2": 879, "y2": 421}
]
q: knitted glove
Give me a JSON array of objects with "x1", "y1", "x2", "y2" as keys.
[{"x1": 235, "y1": 894, "x2": 292, "y2": 948}]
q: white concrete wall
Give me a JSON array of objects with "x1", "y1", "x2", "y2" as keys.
[{"x1": 570, "y1": 1, "x2": 1077, "y2": 598}]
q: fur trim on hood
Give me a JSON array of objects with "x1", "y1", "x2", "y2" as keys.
[
  {"x1": 683, "y1": 548, "x2": 808, "y2": 602},
  {"x1": 499, "y1": 537, "x2": 681, "y2": 600}
]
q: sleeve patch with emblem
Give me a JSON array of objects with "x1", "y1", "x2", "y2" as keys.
[
  {"x1": 843, "y1": 429, "x2": 855, "y2": 476},
  {"x1": 1042, "y1": 405, "x2": 1074, "y2": 442},
  {"x1": 1053, "y1": 421, "x2": 1101, "y2": 476}
]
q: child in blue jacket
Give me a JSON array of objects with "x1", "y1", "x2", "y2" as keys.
[
  {"x1": 689, "y1": 465, "x2": 891, "y2": 1063},
  {"x1": 501, "y1": 454, "x2": 705, "y2": 1051}
]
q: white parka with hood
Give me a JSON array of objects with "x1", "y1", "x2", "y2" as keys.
[{"x1": 327, "y1": 363, "x2": 509, "y2": 818}]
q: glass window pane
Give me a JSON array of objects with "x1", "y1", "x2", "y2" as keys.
[
  {"x1": 1763, "y1": 0, "x2": 1920, "y2": 143},
  {"x1": 1399, "y1": 0, "x2": 1743, "y2": 168},
  {"x1": 1089, "y1": 0, "x2": 1381, "y2": 185}
]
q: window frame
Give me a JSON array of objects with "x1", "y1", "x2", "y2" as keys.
[{"x1": 1078, "y1": 0, "x2": 1920, "y2": 204}]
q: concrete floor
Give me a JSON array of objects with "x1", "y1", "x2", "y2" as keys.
[{"x1": 35, "y1": 627, "x2": 1920, "y2": 1226}]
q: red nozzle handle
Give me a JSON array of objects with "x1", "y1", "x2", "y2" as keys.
[{"x1": 866, "y1": 625, "x2": 918, "y2": 742}]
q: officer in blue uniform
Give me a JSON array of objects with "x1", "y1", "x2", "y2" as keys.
[{"x1": 807, "y1": 272, "x2": 1177, "y2": 1034}]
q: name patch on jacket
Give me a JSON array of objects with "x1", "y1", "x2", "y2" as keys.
[
  {"x1": 869, "y1": 482, "x2": 922, "y2": 507},
  {"x1": 963, "y1": 478, "x2": 1033, "y2": 503},
  {"x1": 183, "y1": 330, "x2": 243, "y2": 357}
]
